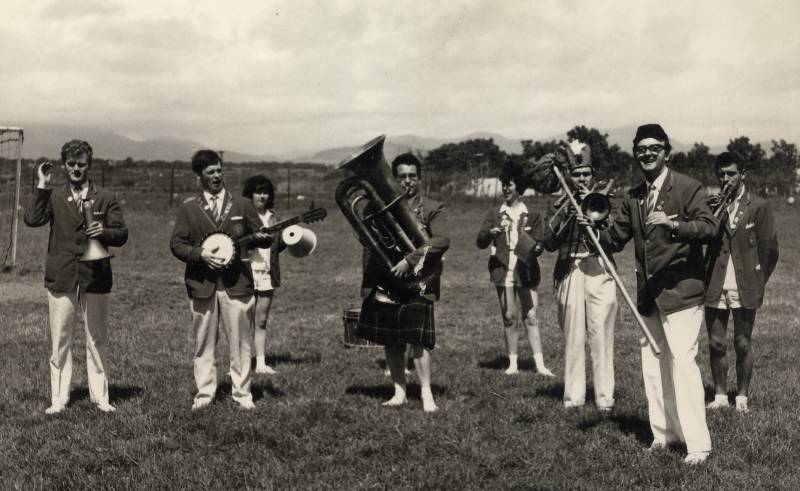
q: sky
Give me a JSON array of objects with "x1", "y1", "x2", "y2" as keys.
[{"x1": 2, "y1": 0, "x2": 799, "y2": 156}]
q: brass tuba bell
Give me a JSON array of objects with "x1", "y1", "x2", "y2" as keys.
[
  {"x1": 335, "y1": 135, "x2": 432, "y2": 296},
  {"x1": 79, "y1": 200, "x2": 113, "y2": 262}
]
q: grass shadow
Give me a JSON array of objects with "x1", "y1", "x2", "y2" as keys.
[
  {"x1": 345, "y1": 383, "x2": 448, "y2": 401},
  {"x1": 533, "y1": 382, "x2": 565, "y2": 401},
  {"x1": 215, "y1": 381, "x2": 286, "y2": 402},
  {"x1": 263, "y1": 352, "x2": 322, "y2": 366},
  {"x1": 69, "y1": 384, "x2": 144, "y2": 403},
  {"x1": 477, "y1": 353, "x2": 536, "y2": 372},
  {"x1": 577, "y1": 413, "x2": 652, "y2": 444}
]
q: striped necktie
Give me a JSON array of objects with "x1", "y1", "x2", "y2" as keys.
[
  {"x1": 209, "y1": 196, "x2": 220, "y2": 220},
  {"x1": 646, "y1": 184, "x2": 657, "y2": 216}
]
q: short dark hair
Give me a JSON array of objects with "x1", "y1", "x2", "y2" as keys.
[
  {"x1": 715, "y1": 152, "x2": 747, "y2": 173},
  {"x1": 391, "y1": 153, "x2": 422, "y2": 178},
  {"x1": 191, "y1": 149, "x2": 222, "y2": 175},
  {"x1": 61, "y1": 140, "x2": 93, "y2": 165},
  {"x1": 499, "y1": 157, "x2": 528, "y2": 194},
  {"x1": 242, "y1": 174, "x2": 275, "y2": 209}
]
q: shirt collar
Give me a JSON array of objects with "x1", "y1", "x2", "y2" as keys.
[
  {"x1": 203, "y1": 188, "x2": 226, "y2": 204},
  {"x1": 72, "y1": 181, "x2": 89, "y2": 198},
  {"x1": 648, "y1": 167, "x2": 669, "y2": 192}
]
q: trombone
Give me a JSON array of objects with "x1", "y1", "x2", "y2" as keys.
[{"x1": 547, "y1": 163, "x2": 661, "y2": 354}]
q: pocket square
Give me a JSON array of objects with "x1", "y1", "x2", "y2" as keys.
[{"x1": 745, "y1": 222, "x2": 755, "y2": 229}]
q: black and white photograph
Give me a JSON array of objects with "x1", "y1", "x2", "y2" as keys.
[{"x1": 0, "y1": 0, "x2": 798, "y2": 488}]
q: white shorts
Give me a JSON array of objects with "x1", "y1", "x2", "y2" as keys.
[
  {"x1": 252, "y1": 269, "x2": 274, "y2": 292},
  {"x1": 706, "y1": 289, "x2": 742, "y2": 309}
]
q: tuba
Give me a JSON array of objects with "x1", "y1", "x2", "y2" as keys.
[{"x1": 335, "y1": 135, "x2": 433, "y2": 297}]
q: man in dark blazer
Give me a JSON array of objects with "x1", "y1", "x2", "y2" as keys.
[
  {"x1": 170, "y1": 150, "x2": 270, "y2": 410},
  {"x1": 704, "y1": 152, "x2": 779, "y2": 414},
  {"x1": 358, "y1": 152, "x2": 448, "y2": 412},
  {"x1": 599, "y1": 124, "x2": 717, "y2": 465},
  {"x1": 24, "y1": 140, "x2": 128, "y2": 415}
]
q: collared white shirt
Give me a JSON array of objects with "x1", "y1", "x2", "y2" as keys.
[
  {"x1": 646, "y1": 166, "x2": 669, "y2": 205},
  {"x1": 72, "y1": 181, "x2": 89, "y2": 202},
  {"x1": 722, "y1": 185, "x2": 747, "y2": 291},
  {"x1": 203, "y1": 188, "x2": 226, "y2": 217}
]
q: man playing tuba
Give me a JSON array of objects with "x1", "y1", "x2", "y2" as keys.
[{"x1": 341, "y1": 147, "x2": 449, "y2": 413}]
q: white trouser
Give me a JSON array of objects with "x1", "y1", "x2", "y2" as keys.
[
  {"x1": 641, "y1": 304, "x2": 712, "y2": 453},
  {"x1": 47, "y1": 288, "x2": 110, "y2": 407},
  {"x1": 557, "y1": 256, "x2": 617, "y2": 407},
  {"x1": 191, "y1": 290, "x2": 254, "y2": 405}
]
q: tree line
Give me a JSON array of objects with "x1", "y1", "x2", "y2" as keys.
[{"x1": 422, "y1": 125, "x2": 799, "y2": 195}]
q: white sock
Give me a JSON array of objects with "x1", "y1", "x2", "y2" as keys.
[
  {"x1": 735, "y1": 395, "x2": 748, "y2": 404},
  {"x1": 533, "y1": 353, "x2": 546, "y2": 370},
  {"x1": 256, "y1": 355, "x2": 266, "y2": 366},
  {"x1": 508, "y1": 354, "x2": 518, "y2": 368}
]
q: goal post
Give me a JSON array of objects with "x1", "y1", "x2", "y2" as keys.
[{"x1": 1, "y1": 126, "x2": 24, "y2": 272}]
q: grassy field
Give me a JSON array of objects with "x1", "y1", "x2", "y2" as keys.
[{"x1": 1, "y1": 192, "x2": 799, "y2": 489}]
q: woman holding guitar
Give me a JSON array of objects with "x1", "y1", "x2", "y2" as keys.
[{"x1": 243, "y1": 175, "x2": 286, "y2": 375}]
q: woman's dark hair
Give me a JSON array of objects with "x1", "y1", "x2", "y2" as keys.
[
  {"x1": 499, "y1": 157, "x2": 528, "y2": 194},
  {"x1": 242, "y1": 174, "x2": 275, "y2": 209}
]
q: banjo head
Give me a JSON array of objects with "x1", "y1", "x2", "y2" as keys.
[{"x1": 201, "y1": 232, "x2": 236, "y2": 268}]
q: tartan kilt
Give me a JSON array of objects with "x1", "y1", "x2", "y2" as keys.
[{"x1": 356, "y1": 291, "x2": 435, "y2": 350}]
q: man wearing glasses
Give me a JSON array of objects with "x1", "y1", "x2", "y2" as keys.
[
  {"x1": 24, "y1": 140, "x2": 128, "y2": 415},
  {"x1": 543, "y1": 141, "x2": 617, "y2": 412},
  {"x1": 597, "y1": 124, "x2": 717, "y2": 464},
  {"x1": 704, "y1": 152, "x2": 779, "y2": 414}
]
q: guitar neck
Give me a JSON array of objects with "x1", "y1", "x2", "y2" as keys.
[{"x1": 263, "y1": 216, "x2": 303, "y2": 234}]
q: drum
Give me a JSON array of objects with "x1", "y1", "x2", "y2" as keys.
[
  {"x1": 342, "y1": 307, "x2": 380, "y2": 348},
  {"x1": 200, "y1": 232, "x2": 236, "y2": 270}
]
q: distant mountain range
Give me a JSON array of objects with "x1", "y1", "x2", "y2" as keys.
[{"x1": 16, "y1": 123, "x2": 747, "y2": 164}]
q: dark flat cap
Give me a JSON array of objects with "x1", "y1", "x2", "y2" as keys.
[{"x1": 633, "y1": 124, "x2": 669, "y2": 146}]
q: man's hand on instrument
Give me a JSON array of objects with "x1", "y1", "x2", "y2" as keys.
[
  {"x1": 645, "y1": 211, "x2": 673, "y2": 228},
  {"x1": 36, "y1": 161, "x2": 52, "y2": 189},
  {"x1": 489, "y1": 227, "x2": 503, "y2": 237},
  {"x1": 201, "y1": 246, "x2": 226, "y2": 270},
  {"x1": 390, "y1": 258, "x2": 411, "y2": 279},
  {"x1": 85, "y1": 221, "x2": 104, "y2": 238},
  {"x1": 575, "y1": 214, "x2": 593, "y2": 228}
]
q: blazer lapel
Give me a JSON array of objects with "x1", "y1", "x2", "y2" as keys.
[
  {"x1": 632, "y1": 182, "x2": 647, "y2": 236},
  {"x1": 729, "y1": 191, "x2": 751, "y2": 236},
  {"x1": 61, "y1": 183, "x2": 83, "y2": 225},
  {"x1": 646, "y1": 171, "x2": 672, "y2": 237},
  {"x1": 197, "y1": 193, "x2": 219, "y2": 228}
]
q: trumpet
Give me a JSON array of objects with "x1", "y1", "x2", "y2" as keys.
[{"x1": 708, "y1": 175, "x2": 741, "y2": 218}]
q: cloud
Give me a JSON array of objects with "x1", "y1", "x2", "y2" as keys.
[{"x1": 3, "y1": 0, "x2": 800, "y2": 154}]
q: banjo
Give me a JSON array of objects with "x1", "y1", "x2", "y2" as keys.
[{"x1": 200, "y1": 206, "x2": 327, "y2": 269}]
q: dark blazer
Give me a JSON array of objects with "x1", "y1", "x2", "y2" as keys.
[
  {"x1": 476, "y1": 202, "x2": 544, "y2": 288},
  {"x1": 170, "y1": 191, "x2": 268, "y2": 299},
  {"x1": 24, "y1": 182, "x2": 128, "y2": 294},
  {"x1": 704, "y1": 189, "x2": 779, "y2": 309},
  {"x1": 601, "y1": 169, "x2": 718, "y2": 315},
  {"x1": 24, "y1": 182, "x2": 128, "y2": 293},
  {"x1": 360, "y1": 198, "x2": 446, "y2": 301},
  {"x1": 542, "y1": 202, "x2": 616, "y2": 283}
]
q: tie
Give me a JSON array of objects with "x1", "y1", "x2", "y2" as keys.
[
  {"x1": 210, "y1": 196, "x2": 220, "y2": 220},
  {"x1": 74, "y1": 185, "x2": 84, "y2": 211},
  {"x1": 646, "y1": 184, "x2": 657, "y2": 216}
]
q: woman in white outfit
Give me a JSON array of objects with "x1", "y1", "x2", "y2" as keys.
[{"x1": 243, "y1": 175, "x2": 285, "y2": 375}]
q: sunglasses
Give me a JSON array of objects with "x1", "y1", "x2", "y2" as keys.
[{"x1": 634, "y1": 144, "x2": 665, "y2": 155}]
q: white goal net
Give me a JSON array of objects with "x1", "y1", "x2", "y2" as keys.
[{"x1": 0, "y1": 127, "x2": 23, "y2": 272}]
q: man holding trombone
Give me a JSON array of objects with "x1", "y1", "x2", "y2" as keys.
[
  {"x1": 543, "y1": 141, "x2": 617, "y2": 411},
  {"x1": 596, "y1": 124, "x2": 717, "y2": 464}
]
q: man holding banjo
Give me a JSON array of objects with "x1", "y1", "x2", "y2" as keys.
[{"x1": 170, "y1": 149, "x2": 271, "y2": 410}]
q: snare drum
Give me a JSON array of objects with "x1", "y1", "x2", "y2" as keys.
[{"x1": 342, "y1": 307, "x2": 380, "y2": 348}]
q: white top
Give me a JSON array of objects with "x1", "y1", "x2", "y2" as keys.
[
  {"x1": 250, "y1": 210, "x2": 272, "y2": 272},
  {"x1": 496, "y1": 200, "x2": 528, "y2": 286},
  {"x1": 722, "y1": 185, "x2": 747, "y2": 291}
]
